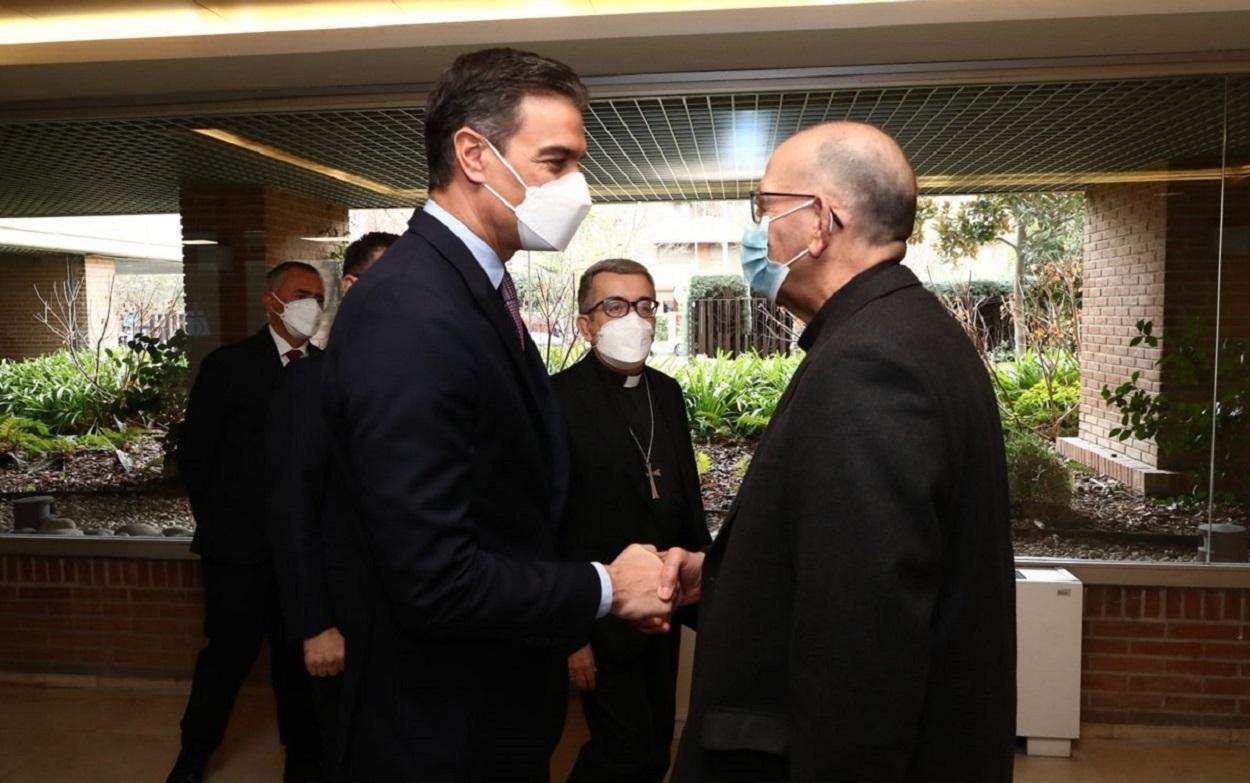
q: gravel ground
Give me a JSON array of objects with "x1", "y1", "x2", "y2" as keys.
[{"x1": 0, "y1": 492, "x2": 192, "y2": 535}]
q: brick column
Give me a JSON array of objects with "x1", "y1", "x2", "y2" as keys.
[
  {"x1": 1060, "y1": 176, "x2": 1250, "y2": 495},
  {"x1": 179, "y1": 184, "x2": 347, "y2": 366}
]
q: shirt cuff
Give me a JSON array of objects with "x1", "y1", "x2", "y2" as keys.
[{"x1": 591, "y1": 562, "x2": 613, "y2": 619}]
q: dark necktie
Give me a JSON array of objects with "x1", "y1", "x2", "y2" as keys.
[
  {"x1": 284, "y1": 349, "x2": 303, "y2": 363},
  {"x1": 499, "y1": 272, "x2": 526, "y2": 351}
]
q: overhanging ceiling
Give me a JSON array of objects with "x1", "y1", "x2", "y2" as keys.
[{"x1": 0, "y1": 74, "x2": 1247, "y2": 217}]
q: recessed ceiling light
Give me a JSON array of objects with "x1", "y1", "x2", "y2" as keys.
[{"x1": 181, "y1": 239, "x2": 218, "y2": 245}]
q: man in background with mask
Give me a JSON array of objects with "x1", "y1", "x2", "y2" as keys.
[
  {"x1": 320, "y1": 48, "x2": 675, "y2": 782},
  {"x1": 553, "y1": 258, "x2": 710, "y2": 783},
  {"x1": 265, "y1": 232, "x2": 398, "y2": 776},
  {"x1": 661, "y1": 122, "x2": 1016, "y2": 782},
  {"x1": 168, "y1": 261, "x2": 326, "y2": 783}
]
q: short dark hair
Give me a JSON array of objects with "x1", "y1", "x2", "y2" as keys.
[
  {"x1": 343, "y1": 232, "x2": 398, "y2": 278},
  {"x1": 577, "y1": 258, "x2": 655, "y2": 313},
  {"x1": 424, "y1": 48, "x2": 589, "y2": 190},
  {"x1": 817, "y1": 126, "x2": 917, "y2": 245},
  {"x1": 266, "y1": 261, "x2": 321, "y2": 292}
]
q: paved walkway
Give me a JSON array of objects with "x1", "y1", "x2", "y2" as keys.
[{"x1": 2, "y1": 683, "x2": 1249, "y2": 782}]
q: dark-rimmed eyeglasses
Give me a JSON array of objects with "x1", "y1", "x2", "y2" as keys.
[
  {"x1": 749, "y1": 190, "x2": 844, "y2": 229},
  {"x1": 583, "y1": 297, "x2": 660, "y2": 318}
]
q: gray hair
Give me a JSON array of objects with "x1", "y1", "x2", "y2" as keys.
[{"x1": 265, "y1": 261, "x2": 321, "y2": 292}]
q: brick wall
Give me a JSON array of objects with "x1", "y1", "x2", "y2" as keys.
[
  {"x1": 1076, "y1": 178, "x2": 1250, "y2": 482},
  {"x1": 1077, "y1": 184, "x2": 1167, "y2": 466},
  {"x1": 0, "y1": 553, "x2": 205, "y2": 679},
  {"x1": 6, "y1": 550, "x2": 1250, "y2": 733},
  {"x1": 0, "y1": 253, "x2": 87, "y2": 360},
  {"x1": 179, "y1": 184, "x2": 346, "y2": 367},
  {"x1": 1082, "y1": 585, "x2": 1250, "y2": 729}
]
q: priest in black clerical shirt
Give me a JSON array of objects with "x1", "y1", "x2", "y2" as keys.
[{"x1": 553, "y1": 258, "x2": 712, "y2": 783}]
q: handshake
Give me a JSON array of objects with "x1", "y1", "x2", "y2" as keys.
[{"x1": 604, "y1": 544, "x2": 705, "y2": 633}]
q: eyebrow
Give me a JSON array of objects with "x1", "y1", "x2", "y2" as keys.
[{"x1": 536, "y1": 144, "x2": 584, "y2": 161}]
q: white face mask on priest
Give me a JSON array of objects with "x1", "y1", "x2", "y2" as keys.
[{"x1": 575, "y1": 259, "x2": 659, "y2": 377}]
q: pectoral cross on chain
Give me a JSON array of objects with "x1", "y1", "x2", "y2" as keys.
[{"x1": 644, "y1": 462, "x2": 662, "y2": 500}]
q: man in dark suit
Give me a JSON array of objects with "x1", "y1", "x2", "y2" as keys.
[
  {"x1": 662, "y1": 122, "x2": 1017, "y2": 782},
  {"x1": 319, "y1": 48, "x2": 675, "y2": 782},
  {"x1": 168, "y1": 261, "x2": 327, "y2": 783},
  {"x1": 554, "y1": 258, "x2": 712, "y2": 782},
  {"x1": 264, "y1": 232, "x2": 397, "y2": 771}
]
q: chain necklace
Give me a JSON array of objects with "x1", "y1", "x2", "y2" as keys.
[{"x1": 625, "y1": 374, "x2": 661, "y2": 500}]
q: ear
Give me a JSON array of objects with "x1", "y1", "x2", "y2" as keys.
[
  {"x1": 576, "y1": 313, "x2": 595, "y2": 344},
  {"x1": 807, "y1": 194, "x2": 836, "y2": 260},
  {"x1": 261, "y1": 289, "x2": 280, "y2": 314},
  {"x1": 453, "y1": 128, "x2": 490, "y2": 185},
  {"x1": 341, "y1": 274, "x2": 358, "y2": 295}
]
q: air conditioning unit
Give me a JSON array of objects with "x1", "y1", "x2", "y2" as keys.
[{"x1": 1016, "y1": 567, "x2": 1083, "y2": 757}]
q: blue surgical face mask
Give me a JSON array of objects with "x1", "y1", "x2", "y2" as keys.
[{"x1": 740, "y1": 199, "x2": 814, "y2": 305}]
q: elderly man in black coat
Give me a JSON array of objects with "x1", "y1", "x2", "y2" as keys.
[{"x1": 662, "y1": 122, "x2": 1017, "y2": 782}]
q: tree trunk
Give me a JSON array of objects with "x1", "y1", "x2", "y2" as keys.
[{"x1": 1012, "y1": 223, "x2": 1029, "y2": 356}]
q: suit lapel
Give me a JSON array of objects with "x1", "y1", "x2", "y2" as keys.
[
  {"x1": 411, "y1": 210, "x2": 548, "y2": 413},
  {"x1": 409, "y1": 209, "x2": 564, "y2": 507}
]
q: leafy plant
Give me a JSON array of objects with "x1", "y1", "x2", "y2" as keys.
[
  {"x1": 0, "y1": 416, "x2": 73, "y2": 459},
  {"x1": 1101, "y1": 319, "x2": 1250, "y2": 498},
  {"x1": 1005, "y1": 431, "x2": 1073, "y2": 509},
  {"x1": 992, "y1": 349, "x2": 1080, "y2": 439},
  {"x1": 0, "y1": 332, "x2": 189, "y2": 436},
  {"x1": 695, "y1": 450, "x2": 712, "y2": 477},
  {"x1": 673, "y1": 352, "x2": 800, "y2": 440},
  {"x1": 1013, "y1": 381, "x2": 1080, "y2": 438}
]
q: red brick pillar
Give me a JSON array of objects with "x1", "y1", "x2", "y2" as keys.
[{"x1": 179, "y1": 184, "x2": 347, "y2": 366}]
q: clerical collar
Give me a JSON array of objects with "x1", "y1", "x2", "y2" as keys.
[{"x1": 591, "y1": 352, "x2": 644, "y2": 388}]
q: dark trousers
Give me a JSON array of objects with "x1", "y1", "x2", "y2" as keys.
[
  {"x1": 179, "y1": 558, "x2": 321, "y2": 763},
  {"x1": 566, "y1": 633, "x2": 681, "y2": 783}
]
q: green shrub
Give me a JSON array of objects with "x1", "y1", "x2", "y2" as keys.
[
  {"x1": 673, "y1": 352, "x2": 800, "y2": 440},
  {"x1": 684, "y1": 275, "x2": 749, "y2": 355},
  {"x1": 1005, "y1": 431, "x2": 1072, "y2": 509},
  {"x1": 0, "y1": 333, "x2": 188, "y2": 435},
  {"x1": 925, "y1": 279, "x2": 1012, "y2": 301},
  {"x1": 993, "y1": 349, "x2": 1079, "y2": 407},
  {"x1": 1013, "y1": 380, "x2": 1080, "y2": 438}
]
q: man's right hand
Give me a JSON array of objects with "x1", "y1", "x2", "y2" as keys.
[
  {"x1": 568, "y1": 644, "x2": 596, "y2": 692},
  {"x1": 606, "y1": 544, "x2": 673, "y2": 627},
  {"x1": 303, "y1": 626, "x2": 345, "y2": 677}
]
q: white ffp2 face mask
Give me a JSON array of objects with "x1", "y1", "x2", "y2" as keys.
[
  {"x1": 595, "y1": 313, "x2": 654, "y2": 370},
  {"x1": 273, "y1": 295, "x2": 322, "y2": 341},
  {"x1": 478, "y1": 134, "x2": 592, "y2": 252}
]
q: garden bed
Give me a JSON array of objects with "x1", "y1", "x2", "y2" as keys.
[
  {"x1": 3, "y1": 434, "x2": 1245, "y2": 561},
  {"x1": 698, "y1": 440, "x2": 1248, "y2": 563}
]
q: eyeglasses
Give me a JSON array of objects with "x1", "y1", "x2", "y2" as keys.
[
  {"x1": 584, "y1": 297, "x2": 660, "y2": 318},
  {"x1": 749, "y1": 190, "x2": 844, "y2": 229}
]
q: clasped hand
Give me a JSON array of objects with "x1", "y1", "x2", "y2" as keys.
[{"x1": 606, "y1": 544, "x2": 705, "y2": 634}]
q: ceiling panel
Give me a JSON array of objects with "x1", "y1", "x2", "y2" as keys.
[{"x1": 0, "y1": 74, "x2": 1246, "y2": 217}]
